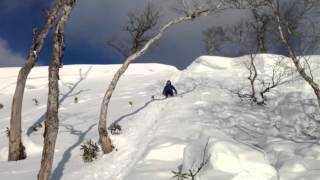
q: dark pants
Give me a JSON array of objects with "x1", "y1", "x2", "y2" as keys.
[{"x1": 164, "y1": 90, "x2": 174, "y2": 97}]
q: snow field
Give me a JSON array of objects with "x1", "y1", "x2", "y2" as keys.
[{"x1": 1, "y1": 55, "x2": 320, "y2": 180}]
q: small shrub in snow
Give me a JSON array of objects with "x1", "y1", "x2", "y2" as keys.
[
  {"x1": 31, "y1": 123, "x2": 42, "y2": 132},
  {"x1": 19, "y1": 142, "x2": 27, "y2": 160},
  {"x1": 32, "y1": 98, "x2": 39, "y2": 106},
  {"x1": 37, "y1": 123, "x2": 43, "y2": 128},
  {"x1": 80, "y1": 140, "x2": 100, "y2": 162},
  {"x1": 6, "y1": 127, "x2": 10, "y2": 137},
  {"x1": 74, "y1": 97, "x2": 78, "y2": 103},
  {"x1": 109, "y1": 123, "x2": 122, "y2": 135},
  {"x1": 129, "y1": 100, "x2": 134, "y2": 109},
  {"x1": 172, "y1": 159, "x2": 210, "y2": 180},
  {"x1": 0, "y1": 103, "x2": 3, "y2": 109},
  {"x1": 172, "y1": 170, "x2": 189, "y2": 180},
  {"x1": 128, "y1": 101, "x2": 134, "y2": 111}
]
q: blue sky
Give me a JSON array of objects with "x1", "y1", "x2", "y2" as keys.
[
  {"x1": 0, "y1": 0, "x2": 247, "y2": 69},
  {"x1": 0, "y1": 0, "x2": 121, "y2": 67}
]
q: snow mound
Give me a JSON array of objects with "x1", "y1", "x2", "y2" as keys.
[
  {"x1": 182, "y1": 137, "x2": 277, "y2": 180},
  {"x1": 280, "y1": 158, "x2": 307, "y2": 173},
  {"x1": 301, "y1": 144, "x2": 320, "y2": 160},
  {"x1": 186, "y1": 56, "x2": 235, "y2": 73},
  {"x1": 145, "y1": 143, "x2": 185, "y2": 162}
]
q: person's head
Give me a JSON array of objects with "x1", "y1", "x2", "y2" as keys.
[{"x1": 166, "y1": 80, "x2": 171, "y2": 85}]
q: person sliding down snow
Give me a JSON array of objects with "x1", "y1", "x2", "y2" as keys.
[{"x1": 162, "y1": 80, "x2": 177, "y2": 98}]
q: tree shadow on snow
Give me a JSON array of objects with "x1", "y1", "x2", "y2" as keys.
[
  {"x1": 51, "y1": 123, "x2": 96, "y2": 180},
  {"x1": 27, "y1": 66, "x2": 93, "y2": 136}
]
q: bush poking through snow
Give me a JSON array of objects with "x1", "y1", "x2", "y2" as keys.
[
  {"x1": 6, "y1": 127, "x2": 10, "y2": 137},
  {"x1": 37, "y1": 123, "x2": 43, "y2": 128},
  {"x1": 31, "y1": 123, "x2": 43, "y2": 132},
  {"x1": 74, "y1": 97, "x2": 78, "y2": 103},
  {"x1": 172, "y1": 160, "x2": 209, "y2": 180},
  {"x1": 19, "y1": 142, "x2": 27, "y2": 160},
  {"x1": 80, "y1": 140, "x2": 100, "y2": 162},
  {"x1": 32, "y1": 98, "x2": 39, "y2": 106},
  {"x1": 5, "y1": 127, "x2": 27, "y2": 159},
  {"x1": 0, "y1": 103, "x2": 3, "y2": 109},
  {"x1": 109, "y1": 123, "x2": 122, "y2": 135},
  {"x1": 172, "y1": 170, "x2": 189, "y2": 180},
  {"x1": 129, "y1": 100, "x2": 134, "y2": 109}
]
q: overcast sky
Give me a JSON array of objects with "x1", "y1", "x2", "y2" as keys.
[{"x1": 0, "y1": 0, "x2": 247, "y2": 69}]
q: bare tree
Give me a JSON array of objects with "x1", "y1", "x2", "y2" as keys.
[
  {"x1": 108, "y1": 2, "x2": 160, "y2": 58},
  {"x1": 228, "y1": 0, "x2": 320, "y2": 107},
  {"x1": 225, "y1": 13, "x2": 270, "y2": 55},
  {"x1": 244, "y1": 53, "x2": 258, "y2": 102},
  {"x1": 265, "y1": 0, "x2": 320, "y2": 107},
  {"x1": 203, "y1": 26, "x2": 227, "y2": 55},
  {"x1": 37, "y1": 0, "x2": 76, "y2": 180},
  {"x1": 227, "y1": 21, "x2": 250, "y2": 55},
  {"x1": 8, "y1": 0, "x2": 65, "y2": 161},
  {"x1": 250, "y1": 9, "x2": 270, "y2": 53},
  {"x1": 229, "y1": 53, "x2": 259, "y2": 103},
  {"x1": 231, "y1": 54, "x2": 291, "y2": 105},
  {"x1": 258, "y1": 57, "x2": 292, "y2": 104},
  {"x1": 99, "y1": 0, "x2": 226, "y2": 154},
  {"x1": 210, "y1": 11, "x2": 270, "y2": 55}
]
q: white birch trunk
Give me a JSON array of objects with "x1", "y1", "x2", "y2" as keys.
[
  {"x1": 37, "y1": 1, "x2": 76, "y2": 179},
  {"x1": 8, "y1": 0, "x2": 65, "y2": 161},
  {"x1": 273, "y1": 5, "x2": 320, "y2": 107}
]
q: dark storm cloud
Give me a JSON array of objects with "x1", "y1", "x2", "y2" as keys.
[
  {"x1": 0, "y1": 37, "x2": 25, "y2": 67},
  {"x1": 0, "y1": 0, "x2": 248, "y2": 69},
  {"x1": 0, "y1": 0, "x2": 36, "y2": 13},
  {"x1": 66, "y1": 0, "x2": 248, "y2": 69}
]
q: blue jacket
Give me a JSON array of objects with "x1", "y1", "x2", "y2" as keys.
[{"x1": 162, "y1": 83, "x2": 177, "y2": 95}]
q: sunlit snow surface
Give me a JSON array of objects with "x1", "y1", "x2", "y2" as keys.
[{"x1": 1, "y1": 55, "x2": 320, "y2": 180}]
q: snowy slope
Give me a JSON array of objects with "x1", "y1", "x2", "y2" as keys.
[
  {"x1": 0, "y1": 63, "x2": 179, "y2": 179},
  {"x1": 1, "y1": 55, "x2": 320, "y2": 180}
]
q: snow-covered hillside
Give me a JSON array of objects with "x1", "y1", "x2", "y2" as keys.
[{"x1": 1, "y1": 55, "x2": 320, "y2": 180}]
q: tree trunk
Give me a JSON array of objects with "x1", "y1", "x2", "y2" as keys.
[
  {"x1": 257, "y1": 33, "x2": 267, "y2": 53},
  {"x1": 8, "y1": 0, "x2": 65, "y2": 161},
  {"x1": 249, "y1": 54, "x2": 258, "y2": 102},
  {"x1": 98, "y1": 15, "x2": 208, "y2": 153},
  {"x1": 252, "y1": 9, "x2": 268, "y2": 53},
  {"x1": 37, "y1": 62, "x2": 60, "y2": 180},
  {"x1": 37, "y1": 1, "x2": 76, "y2": 180},
  {"x1": 273, "y1": 9, "x2": 320, "y2": 107}
]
